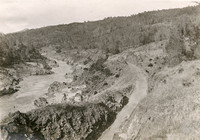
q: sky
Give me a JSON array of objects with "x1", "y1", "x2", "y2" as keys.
[{"x1": 0, "y1": 0, "x2": 198, "y2": 34}]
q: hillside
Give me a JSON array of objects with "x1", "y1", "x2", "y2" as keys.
[
  {"x1": 2, "y1": 5, "x2": 200, "y2": 63},
  {"x1": 114, "y1": 60, "x2": 200, "y2": 140}
]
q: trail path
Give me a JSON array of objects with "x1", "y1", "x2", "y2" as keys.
[{"x1": 99, "y1": 63, "x2": 148, "y2": 140}]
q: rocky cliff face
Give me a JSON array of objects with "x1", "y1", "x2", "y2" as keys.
[{"x1": 1, "y1": 103, "x2": 116, "y2": 140}]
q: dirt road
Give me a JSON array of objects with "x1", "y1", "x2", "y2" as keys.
[{"x1": 99, "y1": 63, "x2": 148, "y2": 140}]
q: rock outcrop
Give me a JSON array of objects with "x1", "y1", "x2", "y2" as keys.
[
  {"x1": 44, "y1": 58, "x2": 59, "y2": 68},
  {"x1": 1, "y1": 103, "x2": 116, "y2": 140},
  {"x1": 47, "y1": 81, "x2": 63, "y2": 96},
  {"x1": 0, "y1": 87, "x2": 18, "y2": 97},
  {"x1": 0, "y1": 68, "x2": 21, "y2": 97},
  {"x1": 34, "y1": 97, "x2": 49, "y2": 107}
]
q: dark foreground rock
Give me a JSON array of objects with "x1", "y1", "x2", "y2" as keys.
[{"x1": 1, "y1": 103, "x2": 116, "y2": 140}]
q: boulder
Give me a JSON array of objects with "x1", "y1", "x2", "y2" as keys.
[
  {"x1": 34, "y1": 97, "x2": 48, "y2": 107},
  {"x1": 47, "y1": 81, "x2": 63, "y2": 96}
]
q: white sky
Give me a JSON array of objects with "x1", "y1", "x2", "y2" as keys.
[{"x1": 0, "y1": 0, "x2": 197, "y2": 34}]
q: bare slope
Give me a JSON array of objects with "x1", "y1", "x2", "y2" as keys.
[{"x1": 114, "y1": 60, "x2": 200, "y2": 140}]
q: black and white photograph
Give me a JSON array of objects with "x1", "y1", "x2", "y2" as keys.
[{"x1": 0, "y1": 0, "x2": 200, "y2": 139}]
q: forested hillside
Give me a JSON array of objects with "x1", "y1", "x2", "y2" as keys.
[
  {"x1": 0, "y1": 33, "x2": 46, "y2": 66},
  {"x1": 1, "y1": 5, "x2": 200, "y2": 66}
]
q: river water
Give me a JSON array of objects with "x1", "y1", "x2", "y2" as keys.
[
  {"x1": 99, "y1": 64, "x2": 147, "y2": 140},
  {"x1": 0, "y1": 60, "x2": 72, "y2": 121}
]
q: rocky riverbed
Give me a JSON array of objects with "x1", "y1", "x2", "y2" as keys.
[
  {"x1": 0, "y1": 59, "x2": 72, "y2": 121},
  {"x1": 0, "y1": 56, "x2": 137, "y2": 140}
]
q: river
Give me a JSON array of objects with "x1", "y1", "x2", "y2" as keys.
[
  {"x1": 0, "y1": 59, "x2": 72, "y2": 121},
  {"x1": 99, "y1": 63, "x2": 148, "y2": 140}
]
